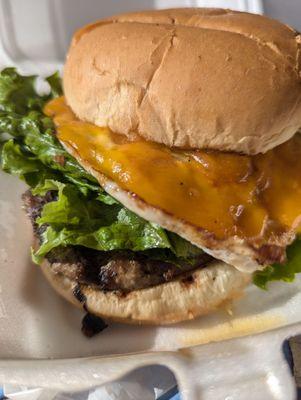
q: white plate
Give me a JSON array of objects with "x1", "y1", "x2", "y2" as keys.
[
  {"x1": 1, "y1": 126, "x2": 301, "y2": 399},
  {"x1": 1, "y1": 169, "x2": 301, "y2": 360}
]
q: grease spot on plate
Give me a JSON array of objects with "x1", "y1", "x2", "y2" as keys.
[{"x1": 179, "y1": 314, "x2": 285, "y2": 347}]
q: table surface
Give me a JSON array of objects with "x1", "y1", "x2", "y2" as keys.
[{"x1": 264, "y1": 0, "x2": 301, "y2": 30}]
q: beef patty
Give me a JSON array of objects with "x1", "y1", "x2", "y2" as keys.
[{"x1": 23, "y1": 190, "x2": 213, "y2": 293}]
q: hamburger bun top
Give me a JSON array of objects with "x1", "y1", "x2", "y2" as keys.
[{"x1": 63, "y1": 8, "x2": 301, "y2": 155}]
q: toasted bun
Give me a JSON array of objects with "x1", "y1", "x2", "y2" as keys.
[
  {"x1": 64, "y1": 8, "x2": 301, "y2": 155},
  {"x1": 40, "y1": 257, "x2": 250, "y2": 324}
]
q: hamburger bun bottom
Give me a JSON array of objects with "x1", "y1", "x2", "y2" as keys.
[{"x1": 40, "y1": 257, "x2": 251, "y2": 325}]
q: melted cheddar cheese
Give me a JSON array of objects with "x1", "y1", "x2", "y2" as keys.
[{"x1": 45, "y1": 97, "x2": 301, "y2": 242}]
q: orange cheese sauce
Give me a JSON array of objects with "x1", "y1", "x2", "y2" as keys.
[{"x1": 45, "y1": 97, "x2": 301, "y2": 242}]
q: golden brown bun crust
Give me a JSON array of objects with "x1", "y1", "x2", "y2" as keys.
[
  {"x1": 40, "y1": 257, "x2": 250, "y2": 325},
  {"x1": 64, "y1": 8, "x2": 301, "y2": 154}
]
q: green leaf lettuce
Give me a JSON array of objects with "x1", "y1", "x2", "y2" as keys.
[
  {"x1": 0, "y1": 68, "x2": 203, "y2": 265},
  {"x1": 253, "y1": 239, "x2": 301, "y2": 289}
]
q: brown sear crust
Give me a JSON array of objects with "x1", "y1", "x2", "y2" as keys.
[
  {"x1": 22, "y1": 190, "x2": 212, "y2": 292},
  {"x1": 47, "y1": 247, "x2": 212, "y2": 292}
]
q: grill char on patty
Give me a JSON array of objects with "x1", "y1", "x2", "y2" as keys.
[{"x1": 23, "y1": 190, "x2": 213, "y2": 293}]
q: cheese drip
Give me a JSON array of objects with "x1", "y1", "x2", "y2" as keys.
[{"x1": 45, "y1": 97, "x2": 301, "y2": 243}]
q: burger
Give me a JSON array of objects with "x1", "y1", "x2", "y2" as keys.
[{"x1": 0, "y1": 8, "x2": 301, "y2": 324}]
